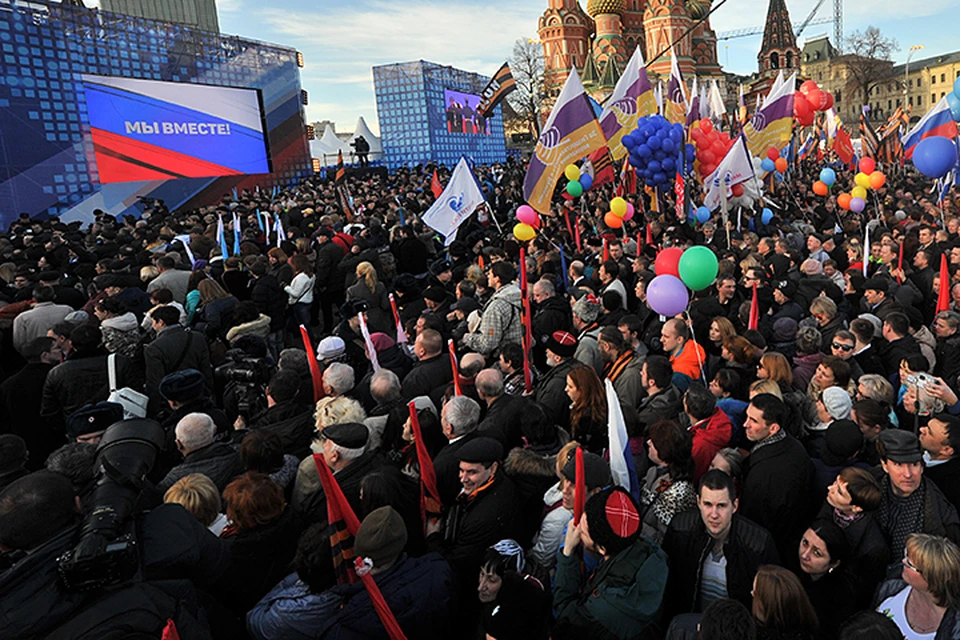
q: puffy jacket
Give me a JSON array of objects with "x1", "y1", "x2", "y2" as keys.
[
  {"x1": 553, "y1": 537, "x2": 668, "y2": 640},
  {"x1": 637, "y1": 385, "x2": 683, "y2": 433},
  {"x1": 670, "y1": 341, "x2": 707, "y2": 382},
  {"x1": 688, "y1": 408, "x2": 733, "y2": 482},
  {"x1": 226, "y1": 313, "x2": 272, "y2": 344},
  {"x1": 246, "y1": 553, "x2": 454, "y2": 640},
  {"x1": 535, "y1": 358, "x2": 585, "y2": 428},
  {"x1": 461, "y1": 283, "x2": 524, "y2": 356}
]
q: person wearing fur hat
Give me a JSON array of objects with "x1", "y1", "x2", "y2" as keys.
[
  {"x1": 534, "y1": 330, "x2": 586, "y2": 428},
  {"x1": 247, "y1": 506, "x2": 455, "y2": 640},
  {"x1": 571, "y1": 293, "x2": 603, "y2": 376},
  {"x1": 553, "y1": 486, "x2": 668, "y2": 639}
]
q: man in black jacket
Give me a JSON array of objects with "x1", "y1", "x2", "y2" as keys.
[
  {"x1": 315, "y1": 228, "x2": 345, "y2": 333},
  {"x1": 0, "y1": 336, "x2": 61, "y2": 469},
  {"x1": 433, "y1": 395, "x2": 482, "y2": 506},
  {"x1": 933, "y1": 311, "x2": 960, "y2": 387},
  {"x1": 879, "y1": 311, "x2": 922, "y2": 373},
  {"x1": 921, "y1": 414, "x2": 960, "y2": 512},
  {"x1": 248, "y1": 258, "x2": 287, "y2": 360},
  {"x1": 532, "y1": 280, "x2": 572, "y2": 370},
  {"x1": 401, "y1": 329, "x2": 452, "y2": 401},
  {"x1": 740, "y1": 393, "x2": 814, "y2": 560},
  {"x1": 637, "y1": 355, "x2": 683, "y2": 433},
  {"x1": 662, "y1": 470, "x2": 779, "y2": 623},
  {"x1": 158, "y1": 412, "x2": 242, "y2": 493},
  {"x1": 235, "y1": 369, "x2": 315, "y2": 460},
  {"x1": 534, "y1": 331, "x2": 584, "y2": 428},
  {"x1": 144, "y1": 306, "x2": 213, "y2": 413},
  {"x1": 476, "y1": 368, "x2": 527, "y2": 450}
]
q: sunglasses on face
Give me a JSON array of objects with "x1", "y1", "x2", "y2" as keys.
[{"x1": 832, "y1": 342, "x2": 854, "y2": 352}]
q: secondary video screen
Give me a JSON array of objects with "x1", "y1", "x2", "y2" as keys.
[{"x1": 443, "y1": 88, "x2": 491, "y2": 135}]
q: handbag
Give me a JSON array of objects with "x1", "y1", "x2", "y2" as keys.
[{"x1": 107, "y1": 352, "x2": 149, "y2": 419}]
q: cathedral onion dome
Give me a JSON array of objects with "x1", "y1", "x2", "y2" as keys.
[
  {"x1": 586, "y1": 0, "x2": 626, "y2": 18},
  {"x1": 686, "y1": 0, "x2": 711, "y2": 20}
]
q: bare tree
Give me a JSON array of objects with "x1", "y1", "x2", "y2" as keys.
[
  {"x1": 507, "y1": 38, "x2": 544, "y2": 137},
  {"x1": 842, "y1": 27, "x2": 899, "y2": 111}
]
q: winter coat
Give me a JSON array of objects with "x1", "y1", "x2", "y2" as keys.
[
  {"x1": 400, "y1": 352, "x2": 452, "y2": 401},
  {"x1": 936, "y1": 333, "x2": 960, "y2": 388},
  {"x1": 854, "y1": 344, "x2": 885, "y2": 376},
  {"x1": 532, "y1": 296, "x2": 573, "y2": 352},
  {"x1": 791, "y1": 352, "x2": 822, "y2": 392},
  {"x1": 346, "y1": 280, "x2": 391, "y2": 334},
  {"x1": 503, "y1": 447, "x2": 563, "y2": 550},
  {"x1": 739, "y1": 433, "x2": 814, "y2": 560},
  {"x1": 640, "y1": 467, "x2": 696, "y2": 545},
  {"x1": 553, "y1": 537, "x2": 669, "y2": 640},
  {"x1": 462, "y1": 283, "x2": 524, "y2": 356},
  {"x1": 40, "y1": 350, "x2": 135, "y2": 421},
  {"x1": 144, "y1": 326, "x2": 213, "y2": 408},
  {"x1": 198, "y1": 295, "x2": 238, "y2": 337},
  {"x1": 432, "y1": 432, "x2": 479, "y2": 507},
  {"x1": 670, "y1": 341, "x2": 707, "y2": 382},
  {"x1": 880, "y1": 334, "x2": 922, "y2": 373},
  {"x1": 477, "y1": 393, "x2": 529, "y2": 451},
  {"x1": 0, "y1": 362, "x2": 56, "y2": 467},
  {"x1": 607, "y1": 352, "x2": 645, "y2": 410},
  {"x1": 292, "y1": 450, "x2": 382, "y2": 527},
  {"x1": 816, "y1": 504, "x2": 889, "y2": 607},
  {"x1": 393, "y1": 237, "x2": 429, "y2": 276},
  {"x1": 575, "y1": 325, "x2": 603, "y2": 377},
  {"x1": 315, "y1": 241, "x2": 345, "y2": 292},
  {"x1": 147, "y1": 268, "x2": 192, "y2": 304},
  {"x1": 246, "y1": 553, "x2": 454, "y2": 640},
  {"x1": 688, "y1": 408, "x2": 733, "y2": 482},
  {"x1": 926, "y1": 457, "x2": 960, "y2": 514},
  {"x1": 158, "y1": 441, "x2": 243, "y2": 493},
  {"x1": 248, "y1": 400, "x2": 316, "y2": 461},
  {"x1": 284, "y1": 272, "x2": 315, "y2": 306},
  {"x1": 816, "y1": 315, "x2": 846, "y2": 355},
  {"x1": 528, "y1": 482, "x2": 570, "y2": 574},
  {"x1": 535, "y1": 358, "x2": 585, "y2": 428},
  {"x1": 225, "y1": 313, "x2": 272, "y2": 344},
  {"x1": 662, "y1": 510, "x2": 780, "y2": 619},
  {"x1": 12, "y1": 301, "x2": 72, "y2": 355},
  {"x1": 250, "y1": 274, "x2": 288, "y2": 332},
  {"x1": 914, "y1": 325, "x2": 938, "y2": 372},
  {"x1": 637, "y1": 385, "x2": 683, "y2": 434}
]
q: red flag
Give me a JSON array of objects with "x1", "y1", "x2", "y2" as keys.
[
  {"x1": 637, "y1": 231, "x2": 643, "y2": 254},
  {"x1": 645, "y1": 222, "x2": 654, "y2": 248},
  {"x1": 448, "y1": 339, "x2": 462, "y2": 396},
  {"x1": 388, "y1": 293, "x2": 407, "y2": 345},
  {"x1": 162, "y1": 620, "x2": 181, "y2": 640},
  {"x1": 834, "y1": 127, "x2": 854, "y2": 164},
  {"x1": 896, "y1": 242, "x2": 904, "y2": 284},
  {"x1": 312, "y1": 455, "x2": 409, "y2": 639},
  {"x1": 674, "y1": 171, "x2": 685, "y2": 220},
  {"x1": 430, "y1": 170, "x2": 443, "y2": 199},
  {"x1": 300, "y1": 325, "x2": 325, "y2": 404},
  {"x1": 937, "y1": 254, "x2": 951, "y2": 313},
  {"x1": 563, "y1": 208, "x2": 574, "y2": 241},
  {"x1": 748, "y1": 283, "x2": 759, "y2": 331},
  {"x1": 408, "y1": 401, "x2": 441, "y2": 518},
  {"x1": 573, "y1": 447, "x2": 585, "y2": 525},
  {"x1": 574, "y1": 218, "x2": 582, "y2": 254},
  {"x1": 603, "y1": 238, "x2": 609, "y2": 262},
  {"x1": 588, "y1": 146, "x2": 616, "y2": 189},
  {"x1": 478, "y1": 254, "x2": 485, "y2": 270},
  {"x1": 620, "y1": 156, "x2": 637, "y2": 195},
  {"x1": 520, "y1": 247, "x2": 533, "y2": 394}
]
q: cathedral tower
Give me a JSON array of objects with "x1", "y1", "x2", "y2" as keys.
[
  {"x1": 538, "y1": 0, "x2": 593, "y2": 96},
  {"x1": 586, "y1": 0, "x2": 626, "y2": 71},
  {"x1": 758, "y1": 0, "x2": 800, "y2": 79},
  {"x1": 642, "y1": 0, "x2": 695, "y2": 77}
]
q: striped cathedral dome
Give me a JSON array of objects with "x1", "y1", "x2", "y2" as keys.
[{"x1": 586, "y1": 0, "x2": 626, "y2": 17}]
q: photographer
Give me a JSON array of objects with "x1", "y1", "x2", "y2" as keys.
[
  {"x1": 0, "y1": 423, "x2": 231, "y2": 639},
  {"x1": 351, "y1": 135, "x2": 370, "y2": 168},
  {"x1": 231, "y1": 369, "x2": 316, "y2": 460},
  {"x1": 214, "y1": 336, "x2": 275, "y2": 421}
]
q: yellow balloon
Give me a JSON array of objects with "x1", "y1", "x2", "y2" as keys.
[
  {"x1": 851, "y1": 185, "x2": 868, "y2": 200},
  {"x1": 610, "y1": 197, "x2": 628, "y2": 217},
  {"x1": 855, "y1": 172, "x2": 871, "y2": 189},
  {"x1": 564, "y1": 164, "x2": 580, "y2": 181},
  {"x1": 513, "y1": 222, "x2": 536, "y2": 242}
]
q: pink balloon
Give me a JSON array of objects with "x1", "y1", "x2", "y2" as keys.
[
  {"x1": 623, "y1": 203, "x2": 635, "y2": 222},
  {"x1": 516, "y1": 205, "x2": 538, "y2": 226}
]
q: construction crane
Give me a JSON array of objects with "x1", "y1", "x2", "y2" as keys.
[
  {"x1": 717, "y1": 0, "x2": 842, "y2": 47},
  {"x1": 717, "y1": 18, "x2": 831, "y2": 41}
]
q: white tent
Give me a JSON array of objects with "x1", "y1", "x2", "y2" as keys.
[
  {"x1": 311, "y1": 117, "x2": 381, "y2": 166},
  {"x1": 346, "y1": 116, "x2": 381, "y2": 153}
]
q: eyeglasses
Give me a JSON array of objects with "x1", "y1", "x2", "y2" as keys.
[
  {"x1": 903, "y1": 554, "x2": 922, "y2": 574},
  {"x1": 832, "y1": 342, "x2": 854, "y2": 352}
]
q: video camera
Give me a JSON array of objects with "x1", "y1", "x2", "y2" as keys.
[
  {"x1": 57, "y1": 419, "x2": 166, "y2": 591},
  {"x1": 214, "y1": 346, "x2": 275, "y2": 419}
]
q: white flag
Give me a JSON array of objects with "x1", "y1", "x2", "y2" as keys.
[
  {"x1": 704, "y1": 135, "x2": 756, "y2": 210},
  {"x1": 423, "y1": 156, "x2": 487, "y2": 246}
]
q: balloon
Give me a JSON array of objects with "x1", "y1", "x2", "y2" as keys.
[
  {"x1": 761, "y1": 158, "x2": 775, "y2": 172},
  {"x1": 648, "y1": 160, "x2": 662, "y2": 174},
  {"x1": 797, "y1": 111, "x2": 815, "y2": 127},
  {"x1": 604, "y1": 211, "x2": 624, "y2": 229},
  {"x1": 699, "y1": 149, "x2": 717, "y2": 165},
  {"x1": 813, "y1": 181, "x2": 829, "y2": 196},
  {"x1": 516, "y1": 205, "x2": 538, "y2": 225},
  {"x1": 849, "y1": 197, "x2": 866, "y2": 214},
  {"x1": 678, "y1": 246, "x2": 720, "y2": 291},
  {"x1": 566, "y1": 180, "x2": 583, "y2": 197},
  {"x1": 794, "y1": 96, "x2": 812, "y2": 120},
  {"x1": 851, "y1": 185, "x2": 868, "y2": 200},
  {"x1": 648, "y1": 136, "x2": 662, "y2": 150},
  {"x1": 610, "y1": 197, "x2": 628, "y2": 217},
  {"x1": 623, "y1": 203, "x2": 635, "y2": 222},
  {"x1": 947, "y1": 92, "x2": 960, "y2": 122},
  {"x1": 819, "y1": 167, "x2": 836, "y2": 186},
  {"x1": 700, "y1": 163, "x2": 716, "y2": 177},
  {"x1": 869, "y1": 172, "x2": 886, "y2": 190},
  {"x1": 695, "y1": 206, "x2": 711, "y2": 224},
  {"x1": 623, "y1": 135, "x2": 637, "y2": 150},
  {"x1": 775, "y1": 157, "x2": 788, "y2": 173},
  {"x1": 914, "y1": 137, "x2": 959, "y2": 178},
  {"x1": 800, "y1": 80, "x2": 819, "y2": 95},
  {"x1": 661, "y1": 138, "x2": 676, "y2": 154},
  {"x1": 731, "y1": 184, "x2": 744, "y2": 197},
  {"x1": 661, "y1": 158, "x2": 676, "y2": 173},
  {"x1": 712, "y1": 140, "x2": 727, "y2": 156},
  {"x1": 855, "y1": 172, "x2": 871, "y2": 189},
  {"x1": 823, "y1": 92, "x2": 834, "y2": 110},
  {"x1": 858, "y1": 157, "x2": 876, "y2": 175},
  {"x1": 564, "y1": 164, "x2": 580, "y2": 181},
  {"x1": 637, "y1": 144, "x2": 652, "y2": 158},
  {"x1": 955, "y1": 77, "x2": 960, "y2": 97},
  {"x1": 806, "y1": 90, "x2": 823, "y2": 111},
  {"x1": 837, "y1": 193, "x2": 852, "y2": 210},
  {"x1": 766, "y1": 147, "x2": 780, "y2": 161},
  {"x1": 761, "y1": 208, "x2": 773, "y2": 224},
  {"x1": 579, "y1": 174, "x2": 593, "y2": 191},
  {"x1": 654, "y1": 247, "x2": 684, "y2": 278},
  {"x1": 513, "y1": 223, "x2": 536, "y2": 242},
  {"x1": 700, "y1": 119, "x2": 713, "y2": 134},
  {"x1": 647, "y1": 275, "x2": 690, "y2": 316}
]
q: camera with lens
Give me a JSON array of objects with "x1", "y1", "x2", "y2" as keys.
[
  {"x1": 57, "y1": 419, "x2": 166, "y2": 591},
  {"x1": 906, "y1": 373, "x2": 945, "y2": 417},
  {"x1": 215, "y1": 345, "x2": 275, "y2": 419}
]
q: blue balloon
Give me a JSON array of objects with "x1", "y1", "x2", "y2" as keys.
[
  {"x1": 819, "y1": 167, "x2": 836, "y2": 186},
  {"x1": 640, "y1": 126, "x2": 654, "y2": 140},
  {"x1": 914, "y1": 137, "x2": 958, "y2": 178},
  {"x1": 661, "y1": 158, "x2": 676, "y2": 173},
  {"x1": 637, "y1": 144, "x2": 652, "y2": 158},
  {"x1": 647, "y1": 160, "x2": 661, "y2": 173},
  {"x1": 653, "y1": 172, "x2": 667, "y2": 185},
  {"x1": 622, "y1": 135, "x2": 637, "y2": 150},
  {"x1": 955, "y1": 77, "x2": 960, "y2": 98},
  {"x1": 947, "y1": 92, "x2": 960, "y2": 122},
  {"x1": 579, "y1": 174, "x2": 593, "y2": 191},
  {"x1": 661, "y1": 138, "x2": 676, "y2": 154},
  {"x1": 761, "y1": 158, "x2": 776, "y2": 172},
  {"x1": 643, "y1": 169, "x2": 653, "y2": 179},
  {"x1": 629, "y1": 156, "x2": 641, "y2": 168},
  {"x1": 761, "y1": 208, "x2": 773, "y2": 224},
  {"x1": 645, "y1": 177, "x2": 656, "y2": 187},
  {"x1": 669, "y1": 127, "x2": 683, "y2": 144},
  {"x1": 654, "y1": 150, "x2": 667, "y2": 161},
  {"x1": 647, "y1": 136, "x2": 662, "y2": 150},
  {"x1": 695, "y1": 206, "x2": 711, "y2": 224}
]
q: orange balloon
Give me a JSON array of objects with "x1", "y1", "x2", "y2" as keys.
[
  {"x1": 837, "y1": 193, "x2": 852, "y2": 210},
  {"x1": 774, "y1": 157, "x2": 788, "y2": 173},
  {"x1": 604, "y1": 211, "x2": 624, "y2": 229},
  {"x1": 813, "y1": 181, "x2": 829, "y2": 196},
  {"x1": 870, "y1": 172, "x2": 886, "y2": 190}
]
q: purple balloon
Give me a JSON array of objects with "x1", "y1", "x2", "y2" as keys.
[
  {"x1": 646, "y1": 275, "x2": 689, "y2": 317},
  {"x1": 849, "y1": 197, "x2": 866, "y2": 213}
]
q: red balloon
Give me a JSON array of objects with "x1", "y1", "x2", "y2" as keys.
[
  {"x1": 700, "y1": 119, "x2": 713, "y2": 134},
  {"x1": 823, "y1": 92, "x2": 834, "y2": 110},
  {"x1": 806, "y1": 90, "x2": 823, "y2": 111},
  {"x1": 766, "y1": 147, "x2": 780, "y2": 161},
  {"x1": 691, "y1": 128, "x2": 705, "y2": 143},
  {"x1": 700, "y1": 163, "x2": 717, "y2": 176},
  {"x1": 859, "y1": 157, "x2": 876, "y2": 174},
  {"x1": 699, "y1": 150, "x2": 716, "y2": 165},
  {"x1": 800, "y1": 80, "x2": 819, "y2": 95},
  {"x1": 654, "y1": 247, "x2": 684, "y2": 278},
  {"x1": 711, "y1": 140, "x2": 726, "y2": 156},
  {"x1": 798, "y1": 111, "x2": 815, "y2": 126},
  {"x1": 731, "y1": 184, "x2": 745, "y2": 197},
  {"x1": 794, "y1": 96, "x2": 812, "y2": 119}
]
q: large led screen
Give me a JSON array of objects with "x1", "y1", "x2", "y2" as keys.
[
  {"x1": 442, "y1": 89, "x2": 491, "y2": 135},
  {"x1": 81, "y1": 75, "x2": 272, "y2": 183}
]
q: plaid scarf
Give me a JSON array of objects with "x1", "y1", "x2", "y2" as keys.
[
  {"x1": 750, "y1": 428, "x2": 787, "y2": 454},
  {"x1": 877, "y1": 476, "x2": 925, "y2": 561}
]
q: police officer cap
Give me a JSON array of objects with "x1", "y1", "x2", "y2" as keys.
[
  {"x1": 159, "y1": 369, "x2": 206, "y2": 402},
  {"x1": 430, "y1": 258, "x2": 452, "y2": 275},
  {"x1": 66, "y1": 401, "x2": 124, "y2": 439}
]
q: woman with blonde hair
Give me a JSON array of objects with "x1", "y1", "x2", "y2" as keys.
[
  {"x1": 750, "y1": 379, "x2": 783, "y2": 399},
  {"x1": 164, "y1": 473, "x2": 228, "y2": 535},
  {"x1": 314, "y1": 395, "x2": 366, "y2": 433},
  {"x1": 708, "y1": 317, "x2": 737, "y2": 357},
  {"x1": 346, "y1": 261, "x2": 390, "y2": 333}
]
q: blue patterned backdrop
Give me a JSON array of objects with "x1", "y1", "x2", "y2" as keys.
[{"x1": 0, "y1": 0, "x2": 311, "y2": 226}]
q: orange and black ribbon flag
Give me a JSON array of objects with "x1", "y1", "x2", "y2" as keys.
[{"x1": 477, "y1": 62, "x2": 516, "y2": 118}]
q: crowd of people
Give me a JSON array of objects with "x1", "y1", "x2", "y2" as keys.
[{"x1": 1, "y1": 154, "x2": 960, "y2": 640}]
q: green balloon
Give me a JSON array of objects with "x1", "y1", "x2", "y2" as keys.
[
  {"x1": 566, "y1": 180, "x2": 583, "y2": 197},
  {"x1": 678, "y1": 246, "x2": 719, "y2": 291}
]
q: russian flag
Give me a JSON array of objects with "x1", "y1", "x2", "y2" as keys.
[
  {"x1": 903, "y1": 96, "x2": 959, "y2": 159},
  {"x1": 605, "y1": 379, "x2": 640, "y2": 501}
]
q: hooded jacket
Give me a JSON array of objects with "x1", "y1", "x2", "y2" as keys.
[
  {"x1": 99, "y1": 311, "x2": 141, "y2": 358},
  {"x1": 688, "y1": 408, "x2": 733, "y2": 482},
  {"x1": 462, "y1": 282, "x2": 523, "y2": 356}
]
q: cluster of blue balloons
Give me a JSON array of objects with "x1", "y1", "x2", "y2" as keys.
[
  {"x1": 622, "y1": 115, "x2": 696, "y2": 188},
  {"x1": 946, "y1": 77, "x2": 960, "y2": 122}
]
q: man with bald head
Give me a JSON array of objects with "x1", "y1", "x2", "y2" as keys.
[
  {"x1": 476, "y1": 368, "x2": 529, "y2": 450},
  {"x1": 402, "y1": 329, "x2": 453, "y2": 400}
]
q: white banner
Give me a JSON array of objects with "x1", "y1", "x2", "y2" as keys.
[{"x1": 422, "y1": 156, "x2": 487, "y2": 246}]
